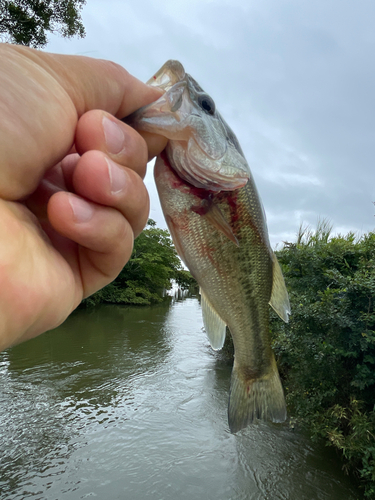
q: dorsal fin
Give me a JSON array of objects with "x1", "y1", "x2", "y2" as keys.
[
  {"x1": 269, "y1": 252, "x2": 291, "y2": 323},
  {"x1": 200, "y1": 288, "x2": 227, "y2": 350}
]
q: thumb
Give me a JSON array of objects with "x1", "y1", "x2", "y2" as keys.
[{"x1": 0, "y1": 44, "x2": 163, "y2": 200}]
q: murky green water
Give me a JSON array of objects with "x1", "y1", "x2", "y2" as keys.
[{"x1": 0, "y1": 296, "x2": 362, "y2": 499}]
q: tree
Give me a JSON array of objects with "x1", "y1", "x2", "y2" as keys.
[
  {"x1": 0, "y1": 0, "x2": 86, "y2": 48},
  {"x1": 82, "y1": 220, "x2": 196, "y2": 307},
  {"x1": 117, "y1": 219, "x2": 182, "y2": 296}
]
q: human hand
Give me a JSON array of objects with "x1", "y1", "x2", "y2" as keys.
[{"x1": 0, "y1": 44, "x2": 168, "y2": 351}]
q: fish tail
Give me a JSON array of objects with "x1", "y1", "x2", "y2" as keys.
[{"x1": 228, "y1": 358, "x2": 287, "y2": 433}]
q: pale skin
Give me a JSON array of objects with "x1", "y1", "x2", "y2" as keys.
[{"x1": 0, "y1": 43, "x2": 168, "y2": 351}]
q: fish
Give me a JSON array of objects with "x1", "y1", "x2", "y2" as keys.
[{"x1": 125, "y1": 60, "x2": 291, "y2": 433}]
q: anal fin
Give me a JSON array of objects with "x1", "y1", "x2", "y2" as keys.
[{"x1": 200, "y1": 288, "x2": 227, "y2": 350}]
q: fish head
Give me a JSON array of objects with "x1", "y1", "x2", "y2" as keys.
[{"x1": 126, "y1": 60, "x2": 250, "y2": 192}]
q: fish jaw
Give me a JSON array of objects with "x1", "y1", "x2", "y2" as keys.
[
  {"x1": 128, "y1": 87, "x2": 250, "y2": 191},
  {"x1": 146, "y1": 60, "x2": 186, "y2": 91},
  {"x1": 126, "y1": 61, "x2": 250, "y2": 192},
  {"x1": 126, "y1": 81, "x2": 192, "y2": 139}
]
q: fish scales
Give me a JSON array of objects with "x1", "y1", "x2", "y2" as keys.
[
  {"x1": 156, "y1": 158, "x2": 273, "y2": 370},
  {"x1": 125, "y1": 60, "x2": 291, "y2": 432}
]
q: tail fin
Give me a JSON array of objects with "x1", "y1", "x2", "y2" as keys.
[{"x1": 228, "y1": 359, "x2": 287, "y2": 433}]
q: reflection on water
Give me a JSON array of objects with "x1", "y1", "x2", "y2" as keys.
[{"x1": 0, "y1": 297, "x2": 362, "y2": 500}]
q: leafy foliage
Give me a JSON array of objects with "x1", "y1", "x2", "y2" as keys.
[
  {"x1": 271, "y1": 221, "x2": 375, "y2": 497},
  {"x1": 82, "y1": 219, "x2": 195, "y2": 307},
  {"x1": 175, "y1": 269, "x2": 199, "y2": 291},
  {"x1": 0, "y1": 0, "x2": 86, "y2": 47}
]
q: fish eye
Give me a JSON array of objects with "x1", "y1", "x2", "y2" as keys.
[{"x1": 198, "y1": 95, "x2": 215, "y2": 115}]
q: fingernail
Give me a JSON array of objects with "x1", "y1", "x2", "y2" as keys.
[
  {"x1": 69, "y1": 195, "x2": 94, "y2": 223},
  {"x1": 106, "y1": 158, "x2": 127, "y2": 194},
  {"x1": 103, "y1": 116, "x2": 125, "y2": 154}
]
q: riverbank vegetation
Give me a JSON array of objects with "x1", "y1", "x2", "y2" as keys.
[
  {"x1": 81, "y1": 219, "x2": 196, "y2": 307},
  {"x1": 271, "y1": 221, "x2": 375, "y2": 498}
]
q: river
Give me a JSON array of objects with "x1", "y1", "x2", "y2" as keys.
[{"x1": 0, "y1": 295, "x2": 362, "y2": 500}]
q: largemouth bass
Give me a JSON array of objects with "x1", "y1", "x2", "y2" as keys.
[{"x1": 126, "y1": 60, "x2": 291, "y2": 433}]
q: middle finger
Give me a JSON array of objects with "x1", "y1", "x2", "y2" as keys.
[{"x1": 69, "y1": 150, "x2": 150, "y2": 238}]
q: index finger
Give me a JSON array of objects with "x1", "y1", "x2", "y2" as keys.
[{"x1": 31, "y1": 48, "x2": 163, "y2": 118}]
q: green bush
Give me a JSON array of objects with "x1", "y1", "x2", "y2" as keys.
[{"x1": 271, "y1": 222, "x2": 375, "y2": 498}]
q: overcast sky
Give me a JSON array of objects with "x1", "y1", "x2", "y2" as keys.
[{"x1": 46, "y1": 0, "x2": 375, "y2": 246}]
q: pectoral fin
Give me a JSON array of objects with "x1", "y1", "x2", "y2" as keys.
[
  {"x1": 202, "y1": 204, "x2": 239, "y2": 247},
  {"x1": 200, "y1": 288, "x2": 227, "y2": 350},
  {"x1": 269, "y1": 252, "x2": 291, "y2": 323}
]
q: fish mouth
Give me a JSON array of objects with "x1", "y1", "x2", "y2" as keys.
[
  {"x1": 146, "y1": 60, "x2": 186, "y2": 90},
  {"x1": 124, "y1": 83, "x2": 190, "y2": 138}
]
